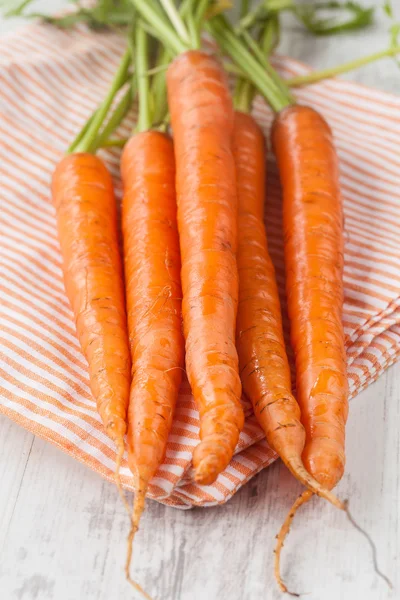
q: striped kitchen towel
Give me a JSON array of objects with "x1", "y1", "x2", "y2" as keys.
[{"x1": 1, "y1": 22, "x2": 400, "y2": 508}]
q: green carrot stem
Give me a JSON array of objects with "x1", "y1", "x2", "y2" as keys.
[
  {"x1": 155, "y1": 117, "x2": 169, "y2": 133},
  {"x1": 4, "y1": 0, "x2": 34, "y2": 16},
  {"x1": 67, "y1": 67, "x2": 131, "y2": 154},
  {"x1": 205, "y1": 0, "x2": 232, "y2": 19},
  {"x1": 234, "y1": 7, "x2": 283, "y2": 114},
  {"x1": 135, "y1": 23, "x2": 152, "y2": 133},
  {"x1": 261, "y1": 13, "x2": 280, "y2": 56},
  {"x1": 194, "y1": 0, "x2": 210, "y2": 28},
  {"x1": 72, "y1": 48, "x2": 131, "y2": 154},
  {"x1": 234, "y1": 78, "x2": 254, "y2": 113},
  {"x1": 67, "y1": 111, "x2": 97, "y2": 154},
  {"x1": 101, "y1": 138, "x2": 129, "y2": 148},
  {"x1": 96, "y1": 83, "x2": 135, "y2": 149},
  {"x1": 140, "y1": 20, "x2": 165, "y2": 42},
  {"x1": 147, "y1": 63, "x2": 169, "y2": 75},
  {"x1": 179, "y1": 0, "x2": 195, "y2": 20},
  {"x1": 160, "y1": 0, "x2": 190, "y2": 43},
  {"x1": 186, "y1": 10, "x2": 201, "y2": 49},
  {"x1": 129, "y1": 0, "x2": 189, "y2": 55},
  {"x1": 151, "y1": 46, "x2": 171, "y2": 125},
  {"x1": 241, "y1": 28, "x2": 295, "y2": 103},
  {"x1": 237, "y1": 1, "x2": 267, "y2": 32},
  {"x1": 241, "y1": 0, "x2": 250, "y2": 19},
  {"x1": 237, "y1": 0, "x2": 293, "y2": 33},
  {"x1": 208, "y1": 16, "x2": 292, "y2": 113},
  {"x1": 222, "y1": 60, "x2": 245, "y2": 76},
  {"x1": 287, "y1": 45, "x2": 400, "y2": 87}
]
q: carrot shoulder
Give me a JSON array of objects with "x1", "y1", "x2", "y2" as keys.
[
  {"x1": 121, "y1": 131, "x2": 184, "y2": 504},
  {"x1": 167, "y1": 51, "x2": 244, "y2": 485},
  {"x1": 52, "y1": 153, "x2": 131, "y2": 449},
  {"x1": 272, "y1": 105, "x2": 349, "y2": 490}
]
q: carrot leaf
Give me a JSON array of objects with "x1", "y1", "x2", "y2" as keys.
[
  {"x1": 383, "y1": 0, "x2": 393, "y2": 19},
  {"x1": 237, "y1": 0, "x2": 374, "y2": 36},
  {"x1": 2, "y1": 0, "x2": 135, "y2": 29},
  {"x1": 208, "y1": 14, "x2": 293, "y2": 112},
  {"x1": 295, "y1": 1, "x2": 374, "y2": 36}
]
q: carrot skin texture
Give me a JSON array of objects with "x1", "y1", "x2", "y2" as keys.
[
  {"x1": 121, "y1": 131, "x2": 184, "y2": 490},
  {"x1": 272, "y1": 106, "x2": 349, "y2": 490},
  {"x1": 52, "y1": 153, "x2": 131, "y2": 444},
  {"x1": 167, "y1": 51, "x2": 244, "y2": 485},
  {"x1": 234, "y1": 111, "x2": 305, "y2": 462}
]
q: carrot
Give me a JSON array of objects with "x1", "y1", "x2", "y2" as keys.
[
  {"x1": 120, "y1": 25, "x2": 184, "y2": 597},
  {"x1": 51, "y1": 48, "x2": 133, "y2": 466},
  {"x1": 131, "y1": 0, "x2": 244, "y2": 485},
  {"x1": 167, "y1": 50, "x2": 244, "y2": 485},
  {"x1": 121, "y1": 129, "x2": 183, "y2": 597},
  {"x1": 121, "y1": 129, "x2": 183, "y2": 521},
  {"x1": 52, "y1": 153, "x2": 130, "y2": 460},
  {"x1": 234, "y1": 110, "x2": 344, "y2": 507},
  {"x1": 271, "y1": 106, "x2": 349, "y2": 593},
  {"x1": 273, "y1": 105, "x2": 349, "y2": 491}
]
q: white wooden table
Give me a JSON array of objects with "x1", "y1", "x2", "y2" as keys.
[{"x1": 1, "y1": 2, "x2": 400, "y2": 599}]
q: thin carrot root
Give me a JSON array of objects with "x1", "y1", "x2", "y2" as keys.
[
  {"x1": 274, "y1": 490, "x2": 313, "y2": 596},
  {"x1": 343, "y1": 501, "x2": 393, "y2": 589},
  {"x1": 285, "y1": 457, "x2": 345, "y2": 510},
  {"x1": 114, "y1": 442, "x2": 131, "y2": 518},
  {"x1": 275, "y1": 491, "x2": 393, "y2": 595},
  {"x1": 125, "y1": 487, "x2": 152, "y2": 600}
]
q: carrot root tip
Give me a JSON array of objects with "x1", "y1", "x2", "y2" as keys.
[
  {"x1": 194, "y1": 454, "x2": 221, "y2": 486},
  {"x1": 124, "y1": 490, "x2": 152, "y2": 600},
  {"x1": 344, "y1": 501, "x2": 393, "y2": 589},
  {"x1": 274, "y1": 491, "x2": 312, "y2": 596}
]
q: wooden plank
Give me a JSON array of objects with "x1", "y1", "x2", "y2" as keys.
[{"x1": 0, "y1": 418, "x2": 34, "y2": 552}]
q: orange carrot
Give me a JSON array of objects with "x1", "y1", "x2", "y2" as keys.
[
  {"x1": 234, "y1": 110, "x2": 344, "y2": 507},
  {"x1": 271, "y1": 105, "x2": 349, "y2": 594},
  {"x1": 167, "y1": 50, "x2": 244, "y2": 485},
  {"x1": 121, "y1": 130, "x2": 184, "y2": 521},
  {"x1": 119, "y1": 25, "x2": 184, "y2": 597},
  {"x1": 52, "y1": 153, "x2": 131, "y2": 457},
  {"x1": 272, "y1": 105, "x2": 349, "y2": 492},
  {"x1": 50, "y1": 47, "x2": 133, "y2": 467}
]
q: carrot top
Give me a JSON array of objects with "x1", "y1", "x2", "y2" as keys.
[
  {"x1": 233, "y1": 4, "x2": 283, "y2": 114},
  {"x1": 129, "y1": 0, "x2": 212, "y2": 56},
  {"x1": 209, "y1": 6, "x2": 400, "y2": 113},
  {"x1": 67, "y1": 47, "x2": 134, "y2": 154}
]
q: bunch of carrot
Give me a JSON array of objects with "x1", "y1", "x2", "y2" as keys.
[{"x1": 45, "y1": 0, "x2": 400, "y2": 596}]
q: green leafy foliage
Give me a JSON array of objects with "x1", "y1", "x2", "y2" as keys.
[
  {"x1": 382, "y1": 0, "x2": 400, "y2": 66},
  {"x1": 294, "y1": 2, "x2": 374, "y2": 36},
  {"x1": 390, "y1": 23, "x2": 400, "y2": 46},
  {"x1": 383, "y1": 0, "x2": 393, "y2": 19},
  {"x1": 2, "y1": 0, "x2": 134, "y2": 29},
  {"x1": 238, "y1": 0, "x2": 374, "y2": 36}
]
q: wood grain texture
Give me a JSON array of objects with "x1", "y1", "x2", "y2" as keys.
[
  {"x1": 1, "y1": 1, "x2": 400, "y2": 599},
  {"x1": 1, "y1": 368, "x2": 399, "y2": 600}
]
